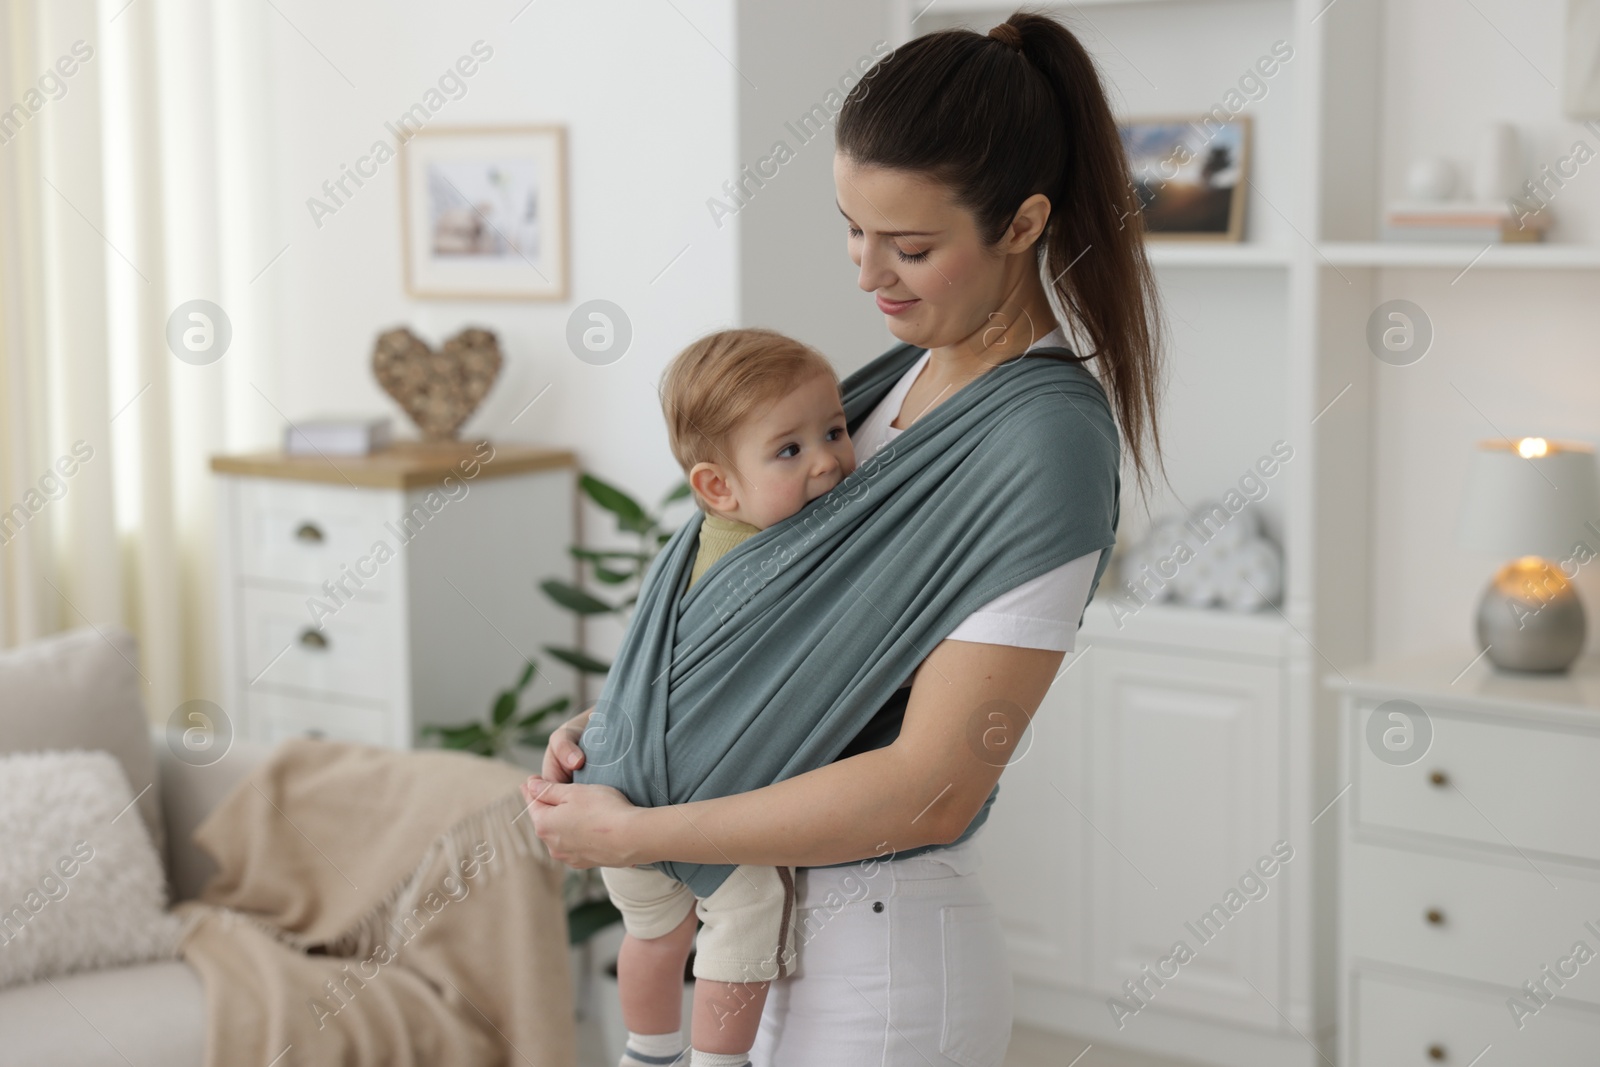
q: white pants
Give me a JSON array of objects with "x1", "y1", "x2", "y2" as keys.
[{"x1": 750, "y1": 830, "x2": 1014, "y2": 1066}]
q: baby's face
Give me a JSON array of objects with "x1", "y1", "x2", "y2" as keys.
[{"x1": 722, "y1": 371, "x2": 857, "y2": 529}]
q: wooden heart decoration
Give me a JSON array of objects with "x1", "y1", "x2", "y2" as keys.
[{"x1": 371, "y1": 326, "x2": 503, "y2": 441}]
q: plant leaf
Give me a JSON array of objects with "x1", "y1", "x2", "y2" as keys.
[
  {"x1": 543, "y1": 645, "x2": 611, "y2": 675},
  {"x1": 492, "y1": 691, "x2": 517, "y2": 726},
  {"x1": 569, "y1": 547, "x2": 653, "y2": 565},
  {"x1": 516, "y1": 696, "x2": 571, "y2": 728},
  {"x1": 661, "y1": 480, "x2": 691, "y2": 505},
  {"x1": 567, "y1": 898, "x2": 625, "y2": 945},
  {"x1": 422, "y1": 723, "x2": 493, "y2": 749},
  {"x1": 540, "y1": 579, "x2": 614, "y2": 615},
  {"x1": 591, "y1": 563, "x2": 633, "y2": 585},
  {"x1": 516, "y1": 660, "x2": 537, "y2": 689},
  {"x1": 581, "y1": 474, "x2": 653, "y2": 534}
]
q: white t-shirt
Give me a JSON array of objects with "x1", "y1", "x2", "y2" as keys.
[{"x1": 852, "y1": 327, "x2": 1103, "y2": 689}]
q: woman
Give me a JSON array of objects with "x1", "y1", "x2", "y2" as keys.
[{"x1": 526, "y1": 11, "x2": 1166, "y2": 1066}]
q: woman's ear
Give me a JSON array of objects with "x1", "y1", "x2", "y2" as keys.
[
  {"x1": 689, "y1": 461, "x2": 737, "y2": 512},
  {"x1": 1002, "y1": 193, "x2": 1053, "y2": 253}
]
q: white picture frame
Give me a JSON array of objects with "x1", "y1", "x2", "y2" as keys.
[{"x1": 399, "y1": 125, "x2": 569, "y2": 301}]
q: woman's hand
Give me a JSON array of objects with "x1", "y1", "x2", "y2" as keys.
[
  {"x1": 540, "y1": 706, "x2": 593, "y2": 783},
  {"x1": 521, "y1": 775, "x2": 648, "y2": 868}
]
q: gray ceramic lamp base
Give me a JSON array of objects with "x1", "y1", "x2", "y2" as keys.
[{"x1": 1474, "y1": 558, "x2": 1587, "y2": 673}]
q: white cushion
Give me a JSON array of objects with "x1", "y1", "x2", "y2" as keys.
[
  {"x1": 0, "y1": 750, "x2": 182, "y2": 990},
  {"x1": 0, "y1": 625, "x2": 165, "y2": 863}
]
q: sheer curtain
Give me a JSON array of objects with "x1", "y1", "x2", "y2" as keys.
[{"x1": 0, "y1": 0, "x2": 279, "y2": 723}]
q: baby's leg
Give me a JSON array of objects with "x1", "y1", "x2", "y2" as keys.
[
  {"x1": 691, "y1": 974, "x2": 771, "y2": 1056},
  {"x1": 616, "y1": 905, "x2": 698, "y2": 1034},
  {"x1": 687, "y1": 864, "x2": 799, "y2": 1065},
  {"x1": 600, "y1": 865, "x2": 700, "y2": 1066}
]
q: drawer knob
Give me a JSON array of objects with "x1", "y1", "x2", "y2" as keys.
[
  {"x1": 299, "y1": 628, "x2": 329, "y2": 650},
  {"x1": 1427, "y1": 1044, "x2": 1446, "y2": 1060},
  {"x1": 1429, "y1": 770, "x2": 1449, "y2": 787},
  {"x1": 295, "y1": 522, "x2": 324, "y2": 543},
  {"x1": 1425, "y1": 908, "x2": 1445, "y2": 926}
]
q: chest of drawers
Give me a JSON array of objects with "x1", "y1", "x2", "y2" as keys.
[
  {"x1": 1330, "y1": 647, "x2": 1600, "y2": 1065},
  {"x1": 211, "y1": 442, "x2": 578, "y2": 750}
]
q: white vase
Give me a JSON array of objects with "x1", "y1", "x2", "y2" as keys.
[{"x1": 1473, "y1": 120, "x2": 1520, "y2": 203}]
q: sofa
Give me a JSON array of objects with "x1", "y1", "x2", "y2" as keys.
[
  {"x1": 0, "y1": 624, "x2": 276, "y2": 1066},
  {"x1": 2, "y1": 622, "x2": 591, "y2": 1066}
]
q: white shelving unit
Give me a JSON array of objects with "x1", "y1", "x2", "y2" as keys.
[
  {"x1": 874, "y1": 1, "x2": 1600, "y2": 1066},
  {"x1": 732, "y1": 1, "x2": 1598, "y2": 1063}
]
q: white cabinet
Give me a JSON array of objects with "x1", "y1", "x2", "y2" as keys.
[
  {"x1": 1087, "y1": 647, "x2": 1283, "y2": 1030},
  {"x1": 211, "y1": 442, "x2": 578, "y2": 749},
  {"x1": 1331, "y1": 647, "x2": 1600, "y2": 1066},
  {"x1": 985, "y1": 599, "x2": 1320, "y2": 1067}
]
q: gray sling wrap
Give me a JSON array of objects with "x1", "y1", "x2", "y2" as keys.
[{"x1": 574, "y1": 341, "x2": 1121, "y2": 897}]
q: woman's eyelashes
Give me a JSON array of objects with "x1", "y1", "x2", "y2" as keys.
[{"x1": 846, "y1": 224, "x2": 930, "y2": 264}]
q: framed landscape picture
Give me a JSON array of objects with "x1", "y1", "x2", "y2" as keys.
[
  {"x1": 1118, "y1": 114, "x2": 1251, "y2": 241},
  {"x1": 399, "y1": 125, "x2": 569, "y2": 300}
]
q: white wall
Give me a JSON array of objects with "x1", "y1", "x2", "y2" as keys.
[
  {"x1": 734, "y1": 1, "x2": 898, "y2": 373},
  {"x1": 1372, "y1": 0, "x2": 1600, "y2": 659},
  {"x1": 247, "y1": 0, "x2": 739, "y2": 515}
]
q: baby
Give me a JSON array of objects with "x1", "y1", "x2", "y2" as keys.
[{"x1": 602, "y1": 327, "x2": 857, "y2": 1067}]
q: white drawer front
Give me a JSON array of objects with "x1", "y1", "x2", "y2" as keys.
[
  {"x1": 245, "y1": 690, "x2": 394, "y2": 747},
  {"x1": 1354, "y1": 701, "x2": 1600, "y2": 866},
  {"x1": 239, "y1": 586, "x2": 396, "y2": 703},
  {"x1": 233, "y1": 478, "x2": 399, "y2": 595},
  {"x1": 1346, "y1": 841, "x2": 1600, "y2": 1008},
  {"x1": 1353, "y1": 969, "x2": 1600, "y2": 1067}
]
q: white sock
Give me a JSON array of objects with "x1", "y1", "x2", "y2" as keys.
[
  {"x1": 620, "y1": 1029, "x2": 686, "y2": 1066},
  {"x1": 689, "y1": 1051, "x2": 750, "y2": 1067}
]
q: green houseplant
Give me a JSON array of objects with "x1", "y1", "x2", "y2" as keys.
[{"x1": 422, "y1": 472, "x2": 691, "y2": 946}]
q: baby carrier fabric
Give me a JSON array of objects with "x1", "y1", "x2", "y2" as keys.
[{"x1": 574, "y1": 341, "x2": 1120, "y2": 897}]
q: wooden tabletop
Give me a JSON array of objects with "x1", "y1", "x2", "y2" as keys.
[{"x1": 210, "y1": 440, "x2": 576, "y2": 490}]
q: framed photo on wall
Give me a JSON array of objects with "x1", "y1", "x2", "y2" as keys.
[
  {"x1": 1117, "y1": 114, "x2": 1251, "y2": 241},
  {"x1": 399, "y1": 125, "x2": 569, "y2": 300}
]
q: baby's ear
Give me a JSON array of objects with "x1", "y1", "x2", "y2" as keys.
[{"x1": 689, "y1": 461, "x2": 735, "y2": 511}]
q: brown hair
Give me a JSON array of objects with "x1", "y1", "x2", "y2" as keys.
[
  {"x1": 659, "y1": 328, "x2": 839, "y2": 502},
  {"x1": 836, "y1": 8, "x2": 1167, "y2": 499}
]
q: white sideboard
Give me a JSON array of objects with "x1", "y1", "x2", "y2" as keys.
[
  {"x1": 211, "y1": 441, "x2": 578, "y2": 750},
  {"x1": 1330, "y1": 647, "x2": 1600, "y2": 1066}
]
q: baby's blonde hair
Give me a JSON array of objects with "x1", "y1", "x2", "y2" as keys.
[{"x1": 660, "y1": 328, "x2": 839, "y2": 503}]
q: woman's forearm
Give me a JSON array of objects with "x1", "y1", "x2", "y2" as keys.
[
  {"x1": 625, "y1": 741, "x2": 960, "y2": 868},
  {"x1": 617, "y1": 638, "x2": 1064, "y2": 870}
]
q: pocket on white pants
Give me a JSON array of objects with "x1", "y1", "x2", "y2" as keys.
[{"x1": 938, "y1": 901, "x2": 1013, "y2": 1067}]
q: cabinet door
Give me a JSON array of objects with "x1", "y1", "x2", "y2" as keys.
[
  {"x1": 1087, "y1": 647, "x2": 1284, "y2": 1030},
  {"x1": 980, "y1": 651, "x2": 1091, "y2": 991}
]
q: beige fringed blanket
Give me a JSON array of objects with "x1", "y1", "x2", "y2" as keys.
[{"x1": 171, "y1": 737, "x2": 576, "y2": 1067}]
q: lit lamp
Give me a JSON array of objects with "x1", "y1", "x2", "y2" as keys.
[{"x1": 1455, "y1": 437, "x2": 1600, "y2": 673}]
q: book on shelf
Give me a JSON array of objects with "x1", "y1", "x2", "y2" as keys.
[
  {"x1": 1381, "y1": 200, "x2": 1549, "y2": 244},
  {"x1": 284, "y1": 415, "x2": 393, "y2": 456}
]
